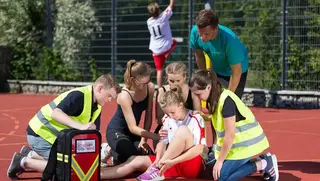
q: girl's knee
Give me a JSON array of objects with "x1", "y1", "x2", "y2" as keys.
[
  {"x1": 176, "y1": 126, "x2": 191, "y2": 134},
  {"x1": 175, "y1": 126, "x2": 192, "y2": 137}
]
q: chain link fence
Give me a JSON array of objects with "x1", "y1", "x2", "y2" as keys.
[{"x1": 75, "y1": 0, "x2": 319, "y2": 91}]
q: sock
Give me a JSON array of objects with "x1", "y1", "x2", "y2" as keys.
[
  {"x1": 261, "y1": 159, "x2": 267, "y2": 171},
  {"x1": 20, "y1": 157, "x2": 26, "y2": 169},
  {"x1": 27, "y1": 151, "x2": 32, "y2": 158}
]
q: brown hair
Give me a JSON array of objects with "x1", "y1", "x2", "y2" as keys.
[
  {"x1": 165, "y1": 62, "x2": 187, "y2": 77},
  {"x1": 94, "y1": 74, "x2": 121, "y2": 93},
  {"x1": 188, "y1": 69, "x2": 222, "y2": 114},
  {"x1": 158, "y1": 85, "x2": 184, "y2": 109},
  {"x1": 147, "y1": 2, "x2": 160, "y2": 18},
  {"x1": 124, "y1": 59, "x2": 151, "y2": 90},
  {"x1": 195, "y1": 9, "x2": 219, "y2": 29}
]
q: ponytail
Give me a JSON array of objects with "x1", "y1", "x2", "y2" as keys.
[
  {"x1": 123, "y1": 59, "x2": 151, "y2": 90},
  {"x1": 124, "y1": 60, "x2": 136, "y2": 90},
  {"x1": 159, "y1": 85, "x2": 184, "y2": 109}
]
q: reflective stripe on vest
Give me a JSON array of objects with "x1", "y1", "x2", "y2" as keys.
[
  {"x1": 212, "y1": 89, "x2": 269, "y2": 160},
  {"x1": 35, "y1": 102, "x2": 60, "y2": 136},
  {"x1": 216, "y1": 120, "x2": 259, "y2": 138},
  {"x1": 216, "y1": 132, "x2": 266, "y2": 152},
  {"x1": 29, "y1": 85, "x2": 101, "y2": 144}
]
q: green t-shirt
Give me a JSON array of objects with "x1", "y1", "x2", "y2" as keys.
[{"x1": 190, "y1": 24, "x2": 249, "y2": 76}]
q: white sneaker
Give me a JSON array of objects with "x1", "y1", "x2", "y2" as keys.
[{"x1": 101, "y1": 143, "x2": 111, "y2": 165}]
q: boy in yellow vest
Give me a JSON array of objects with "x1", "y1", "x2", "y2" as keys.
[
  {"x1": 189, "y1": 69, "x2": 279, "y2": 181},
  {"x1": 7, "y1": 74, "x2": 121, "y2": 178}
]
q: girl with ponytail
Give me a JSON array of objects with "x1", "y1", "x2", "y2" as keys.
[
  {"x1": 101, "y1": 85, "x2": 207, "y2": 181},
  {"x1": 189, "y1": 69, "x2": 279, "y2": 181},
  {"x1": 102, "y1": 60, "x2": 159, "y2": 166},
  {"x1": 153, "y1": 62, "x2": 201, "y2": 148}
]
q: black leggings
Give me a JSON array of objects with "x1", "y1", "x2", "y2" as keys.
[
  {"x1": 217, "y1": 71, "x2": 247, "y2": 98},
  {"x1": 106, "y1": 129, "x2": 151, "y2": 163}
]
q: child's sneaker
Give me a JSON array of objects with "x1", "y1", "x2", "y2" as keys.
[
  {"x1": 264, "y1": 154, "x2": 279, "y2": 181},
  {"x1": 136, "y1": 165, "x2": 164, "y2": 181}
]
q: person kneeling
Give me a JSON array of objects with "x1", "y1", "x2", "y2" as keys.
[{"x1": 101, "y1": 86, "x2": 207, "y2": 180}]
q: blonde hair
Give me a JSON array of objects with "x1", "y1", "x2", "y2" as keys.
[
  {"x1": 124, "y1": 59, "x2": 151, "y2": 90},
  {"x1": 159, "y1": 86, "x2": 184, "y2": 109},
  {"x1": 165, "y1": 62, "x2": 187, "y2": 77},
  {"x1": 94, "y1": 74, "x2": 121, "y2": 93},
  {"x1": 147, "y1": 2, "x2": 160, "y2": 18}
]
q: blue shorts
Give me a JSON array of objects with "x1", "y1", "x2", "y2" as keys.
[{"x1": 27, "y1": 135, "x2": 52, "y2": 160}]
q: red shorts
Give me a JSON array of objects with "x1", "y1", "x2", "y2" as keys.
[
  {"x1": 149, "y1": 155, "x2": 204, "y2": 178},
  {"x1": 152, "y1": 39, "x2": 177, "y2": 71}
]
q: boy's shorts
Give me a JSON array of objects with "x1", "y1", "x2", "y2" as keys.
[
  {"x1": 149, "y1": 154, "x2": 204, "y2": 178},
  {"x1": 27, "y1": 135, "x2": 52, "y2": 160},
  {"x1": 152, "y1": 39, "x2": 177, "y2": 71}
]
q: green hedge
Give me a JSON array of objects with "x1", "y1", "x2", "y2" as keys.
[{"x1": 0, "y1": 0, "x2": 101, "y2": 81}]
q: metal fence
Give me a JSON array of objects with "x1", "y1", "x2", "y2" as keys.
[
  {"x1": 74, "y1": 0, "x2": 319, "y2": 91},
  {"x1": 84, "y1": 0, "x2": 203, "y2": 82}
]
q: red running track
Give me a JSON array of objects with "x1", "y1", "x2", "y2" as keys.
[{"x1": 0, "y1": 94, "x2": 319, "y2": 181}]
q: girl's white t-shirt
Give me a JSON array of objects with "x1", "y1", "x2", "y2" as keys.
[
  {"x1": 160, "y1": 110, "x2": 206, "y2": 146},
  {"x1": 147, "y1": 7, "x2": 173, "y2": 55}
]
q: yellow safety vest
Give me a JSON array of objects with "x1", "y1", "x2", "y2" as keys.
[
  {"x1": 28, "y1": 85, "x2": 101, "y2": 144},
  {"x1": 212, "y1": 89, "x2": 269, "y2": 160}
]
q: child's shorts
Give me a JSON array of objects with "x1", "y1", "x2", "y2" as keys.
[
  {"x1": 27, "y1": 135, "x2": 52, "y2": 160},
  {"x1": 152, "y1": 39, "x2": 177, "y2": 71},
  {"x1": 149, "y1": 154, "x2": 204, "y2": 178}
]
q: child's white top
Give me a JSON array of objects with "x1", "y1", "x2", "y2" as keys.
[
  {"x1": 160, "y1": 110, "x2": 206, "y2": 146},
  {"x1": 147, "y1": 7, "x2": 173, "y2": 55}
]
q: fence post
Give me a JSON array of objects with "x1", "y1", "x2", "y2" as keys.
[
  {"x1": 281, "y1": 0, "x2": 288, "y2": 90},
  {"x1": 188, "y1": 0, "x2": 194, "y2": 77},
  {"x1": 111, "y1": 0, "x2": 117, "y2": 76}
]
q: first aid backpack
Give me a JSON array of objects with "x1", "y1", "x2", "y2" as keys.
[{"x1": 42, "y1": 129, "x2": 101, "y2": 181}]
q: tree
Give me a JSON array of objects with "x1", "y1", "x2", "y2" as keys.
[{"x1": 0, "y1": 0, "x2": 101, "y2": 81}]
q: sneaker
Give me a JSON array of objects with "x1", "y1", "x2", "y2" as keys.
[
  {"x1": 7, "y1": 152, "x2": 24, "y2": 178},
  {"x1": 20, "y1": 145, "x2": 32, "y2": 156},
  {"x1": 259, "y1": 152, "x2": 271, "y2": 160},
  {"x1": 136, "y1": 165, "x2": 164, "y2": 181},
  {"x1": 258, "y1": 152, "x2": 271, "y2": 180},
  {"x1": 264, "y1": 154, "x2": 279, "y2": 181},
  {"x1": 101, "y1": 143, "x2": 111, "y2": 166}
]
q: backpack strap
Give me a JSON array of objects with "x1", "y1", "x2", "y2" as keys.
[{"x1": 41, "y1": 137, "x2": 58, "y2": 181}]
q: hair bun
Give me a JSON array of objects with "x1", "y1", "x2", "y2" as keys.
[{"x1": 170, "y1": 85, "x2": 182, "y2": 94}]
